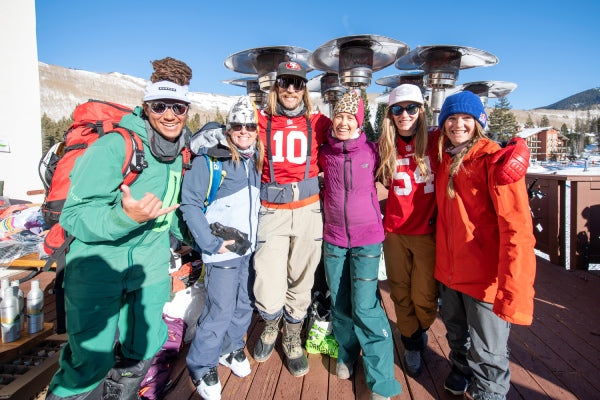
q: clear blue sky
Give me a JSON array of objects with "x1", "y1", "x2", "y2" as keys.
[{"x1": 35, "y1": 0, "x2": 599, "y2": 110}]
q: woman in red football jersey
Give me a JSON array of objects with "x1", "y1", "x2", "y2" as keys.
[{"x1": 377, "y1": 84, "x2": 440, "y2": 377}]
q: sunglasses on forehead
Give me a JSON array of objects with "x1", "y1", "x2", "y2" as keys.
[
  {"x1": 231, "y1": 123, "x2": 257, "y2": 132},
  {"x1": 390, "y1": 103, "x2": 420, "y2": 116},
  {"x1": 147, "y1": 101, "x2": 189, "y2": 116},
  {"x1": 277, "y1": 76, "x2": 305, "y2": 91}
]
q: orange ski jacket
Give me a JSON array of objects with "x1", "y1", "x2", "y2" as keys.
[{"x1": 434, "y1": 138, "x2": 536, "y2": 325}]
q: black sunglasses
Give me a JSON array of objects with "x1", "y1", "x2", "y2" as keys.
[
  {"x1": 231, "y1": 123, "x2": 257, "y2": 132},
  {"x1": 147, "y1": 101, "x2": 189, "y2": 116},
  {"x1": 390, "y1": 104, "x2": 420, "y2": 116},
  {"x1": 277, "y1": 76, "x2": 305, "y2": 91}
]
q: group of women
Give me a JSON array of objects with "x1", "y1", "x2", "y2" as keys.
[{"x1": 46, "y1": 55, "x2": 535, "y2": 400}]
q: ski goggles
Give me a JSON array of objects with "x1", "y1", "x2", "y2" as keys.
[
  {"x1": 390, "y1": 103, "x2": 420, "y2": 116},
  {"x1": 147, "y1": 101, "x2": 189, "y2": 116},
  {"x1": 277, "y1": 76, "x2": 306, "y2": 91},
  {"x1": 231, "y1": 123, "x2": 258, "y2": 132}
]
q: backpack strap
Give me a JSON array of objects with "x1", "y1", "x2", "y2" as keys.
[
  {"x1": 16, "y1": 234, "x2": 73, "y2": 285},
  {"x1": 17, "y1": 234, "x2": 74, "y2": 334},
  {"x1": 109, "y1": 127, "x2": 147, "y2": 186},
  {"x1": 304, "y1": 115, "x2": 313, "y2": 180},
  {"x1": 181, "y1": 130, "x2": 193, "y2": 172},
  {"x1": 202, "y1": 155, "x2": 226, "y2": 212},
  {"x1": 181, "y1": 147, "x2": 193, "y2": 172},
  {"x1": 266, "y1": 117, "x2": 276, "y2": 183}
]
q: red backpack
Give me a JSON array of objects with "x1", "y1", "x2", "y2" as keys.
[
  {"x1": 39, "y1": 100, "x2": 147, "y2": 256},
  {"x1": 34, "y1": 100, "x2": 192, "y2": 333}
]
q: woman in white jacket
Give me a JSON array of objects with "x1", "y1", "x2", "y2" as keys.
[{"x1": 180, "y1": 96, "x2": 263, "y2": 400}]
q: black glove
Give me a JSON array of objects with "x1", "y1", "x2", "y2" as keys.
[{"x1": 210, "y1": 222, "x2": 251, "y2": 255}]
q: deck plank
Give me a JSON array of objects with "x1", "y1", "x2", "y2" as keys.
[
  {"x1": 533, "y1": 261, "x2": 600, "y2": 353},
  {"x1": 327, "y1": 357, "x2": 355, "y2": 399},
  {"x1": 16, "y1": 256, "x2": 600, "y2": 400},
  {"x1": 301, "y1": 353, "x2": 330, "y2": 400}
]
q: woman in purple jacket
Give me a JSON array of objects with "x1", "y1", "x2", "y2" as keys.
[{"x1": 319, "y1": 90, "x2": 401, "y2": 400}]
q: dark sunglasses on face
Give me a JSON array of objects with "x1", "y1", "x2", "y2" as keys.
[
  {"x1": 390, "y1": 103, "x2": 420, "y2": 116},
  {"x1": 277, "y1": 76, "x2": 305, "y2": 91},
  {"x1": 148, "y1": 101, "x2": 189, "y2": 116},
  {"x1": 231, "y1": 123, "x2": 258, "y2": 132}
]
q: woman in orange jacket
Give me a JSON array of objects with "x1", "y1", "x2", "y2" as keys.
[{"x1": 434, "y1": 91, "x2": 536, "y2": 400}]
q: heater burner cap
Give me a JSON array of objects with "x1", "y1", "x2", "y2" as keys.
[
  {"x1": 224, "y1": 46, "x2": 312, "y2": 91},
  {"x1": 456, "y1": 81, "x2": 517, "y2": 98},
  {"x1": 307, "y1": 72, "x2": 345, "y2": 103},
  {"x1": 222, "y1": 76, "x2": 268, "y2": 107},
  {"x1": 311, "y1": 35, "x2": 409, "y2": 88},
  {"x1": 395, "y1": 45, "x2": 498, "y2": 72},
  {"x1": 426, "y1": 71, "x2": 460, "y2": 89},
  {"x1": 375, "y1": 71, "x2": 426, "y2": 89}
]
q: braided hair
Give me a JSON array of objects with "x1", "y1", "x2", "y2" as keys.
[
  {"x1": 149, "y1": 57, "x2": 192, "y2": 86},
  {"x1": 437, "y1": 123, "x2": 486, "y2": 199}
]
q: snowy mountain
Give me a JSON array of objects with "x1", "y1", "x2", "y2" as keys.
[
  {"x1": 538, "y1": 87, "x2": 600, "y2": 110},
  {"x1": 38, "y1": 62, "x2": 597, "y2": 131},
  {"x1": 38, "y1": 62, "x2": 237, "y2": 122}
]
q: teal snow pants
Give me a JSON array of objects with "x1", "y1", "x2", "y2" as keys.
[
  {"x1": 323, "y1": 241, "x2": 401, "y2": 397},
  {"x1": 48, "y1": 257, "x2": 170, "y2": 398}
]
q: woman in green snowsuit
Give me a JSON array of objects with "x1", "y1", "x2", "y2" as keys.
[{"x1": 47, "y1": 57, "x2": 192, "y2": 400}]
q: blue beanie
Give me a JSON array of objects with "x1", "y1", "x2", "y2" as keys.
[{"x1": 438, "y1": 91, "x2": 487, "y2": 128}]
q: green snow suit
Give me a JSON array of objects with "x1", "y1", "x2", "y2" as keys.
[{"x1": 49, "y1": 106, "x2": 184, "y2": 397}]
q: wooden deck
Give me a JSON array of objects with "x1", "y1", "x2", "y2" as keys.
[{"x1": 12, "y1": 256, "x2": 600, "y2": 400}]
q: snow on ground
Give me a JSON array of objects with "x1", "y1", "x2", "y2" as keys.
[{"x1": 528, "y1": 160, "x2": 600, "y2": 175}]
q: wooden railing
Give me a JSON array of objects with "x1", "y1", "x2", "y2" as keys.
[{"x1": 526, "y1": 173, "x2": 600, "y2": 270}]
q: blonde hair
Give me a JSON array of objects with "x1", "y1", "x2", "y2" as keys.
[
  {"x1": 265, "y1": 81, "x2": 313, "y2": 118},
  {"x1": 437, "y1": 122, "x2": 487, "y2": 199},
  {"x1": 376, "y1": 106, "x2": 430, "y2": 184},
  {"x1": 225, "y1": 132, "x2": 264, "y2": 172}
]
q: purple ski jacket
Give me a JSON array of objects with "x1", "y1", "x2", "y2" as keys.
[{"x1": 319, "y1": 132, "x2": 384, "y2": 248}]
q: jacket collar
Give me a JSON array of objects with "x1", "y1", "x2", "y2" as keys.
[{"x1": 326, "y1": 130, "x2": 367, "y2": 153}]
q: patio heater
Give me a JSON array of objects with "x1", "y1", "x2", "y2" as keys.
[
  {"x1": 310, "y1": 34, "x2": 409, "y2": 110},
  {"x1": 222, "y1": 76, "x2": 267, "y2": 108},
  {"x1": 447, "y1": 80, "x2": 517, "y2": 107},
  {"x1": 395, "y1": 45, "x2": 498, "y2": 126},
  {"x1": 306, "y1": 72, "x2": 346, "y2": 117},
  {"x1": 223, "y1": 46, "x2": 312, "y2": 92},
  {"x1": 375, "y1": 71, "x2": 426, "y2": 89},
  {"x1": 374, "y1": 71, "x2": 426, "y2": 104}
]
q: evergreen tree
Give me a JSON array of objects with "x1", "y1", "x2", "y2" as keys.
[
  {"x1": 360, "y1": 89, "x2": 376, "y2": 141},
  {"x1": 214, "y1": 107, "x2": 226, "y2": 125},
  {"x1": 561, "y1": 123, "x2": 576, "y2": 158},
  {"x1": 41, "y1": 113, "x2": 57, "y2": 152},
  {"x1": 572, "y1": 118, "x2": 585, "y2": 154},
  {"x1": 574, "y1": 117, "x2": 582, "y2": 133},
  {"x1": 187, "y1": 113, "x2": 202, "y2": 133},
  {"x1": 372, "y1": 102, "x2": 387, "y2": 142},
  {"x1": 539, "y1": 115, "x2": 550, "y2": 127},
  {"x1": 40, "y1": 114, "x2": 73, "y2": 153},
  {"x1": 524, "y1": 113, "x2": 535, "y2": 128},
  {"x1": 585, "y1": 110, "x2": 592, "y2": 132},
  {"x1": 487, "y1": 97, "x2": 519, "y2": 143}
]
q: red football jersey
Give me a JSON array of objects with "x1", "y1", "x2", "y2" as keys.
[
  {"x1": 383, "y1": 129, "x2": 440, "y2": 235},
  {"x1": 258, "y1": 110, "x2": 330, "y2": 184}
]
